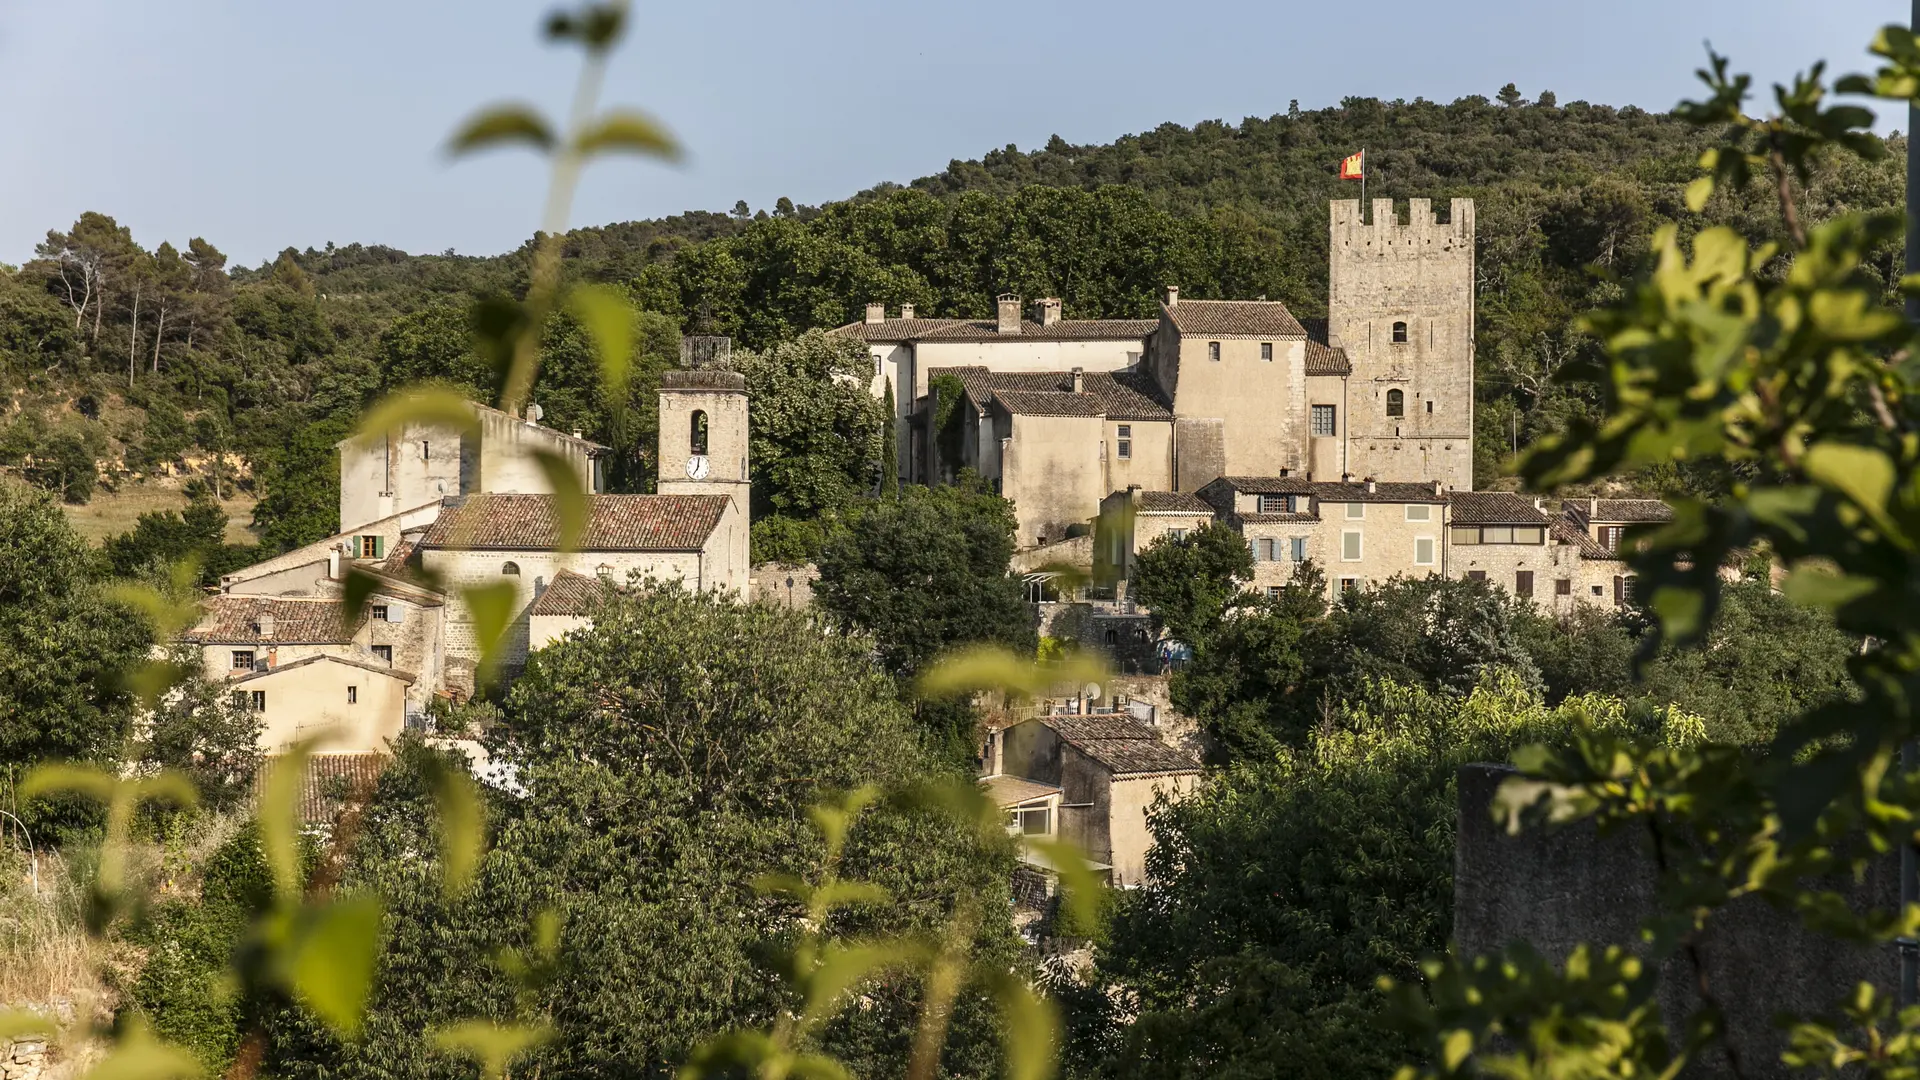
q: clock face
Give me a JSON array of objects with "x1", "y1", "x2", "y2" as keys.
[{"x1": 686, "y1": 454, "x2": 710, "y2": 480}]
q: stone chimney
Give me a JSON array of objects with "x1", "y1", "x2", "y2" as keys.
[
  {"x1": 257, "y1": 612, "x2": 276, "y2": 639},
  {"x1": 997, "y1": 293, "x2": 1022, "y2": 334},
  {"x1": 572, "y1": 429, "x2": 584, "y2": 439},
  {"x1": 1432, "y1": 480, "x2": 1443, "y2": 497},
  {"x1": 523, "y1": 402, "x2": 543, "y2": 426},
  {"x1": 1164, "y1": 285, "x2": 1180, "y2": 308},
  {"x1": 1039, "y1": 298, "x2": 1062, "y2": 327},
  {"x1": 900, "y1": 302, "x2": 915, "y2": 320},
  {"x1": 1366, "y1": 478, "x2": 1377, "y2": 494},
  {"x1": 1071, "y1": 366, "x2": 1084, "y2": 392},
  {"x1": 327, "y1": 549, "x2": 341, "y2": 580},
  {"x1": 865, "y1": 302, "x2": 885, "y2": 324}
]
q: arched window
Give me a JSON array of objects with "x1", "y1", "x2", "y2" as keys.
[
  {"x1": 1386, "y1": 389, "x2": 1404, "y2": 417},
  {"x1": 1391, "y1": 321, "x2": 1408, "y2": 343},
  {"x1": 502, "y1": 561, "x2": 521, "y2": 576},
  {"x1": 690, "y1": 409, "x2": 709, "y2": 455},
  {"x1": 596, "y1": 563, "x2": 613, "y2": 579}
]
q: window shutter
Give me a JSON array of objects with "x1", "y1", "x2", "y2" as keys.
[
  {"x1": 387, "y1": 604, "x2": 404, "y2": 624},
  {"x1": 374, "y1": 536, "x2": 385, "y2": 558}
]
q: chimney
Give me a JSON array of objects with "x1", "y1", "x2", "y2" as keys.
[
  {"x1": 327, "y1": 549, "x2": 341, "y2": 580},
  {"x1": 1533, "y1": 498, "x2": 1543, "y2": 512},
  {"x1": 257, "y1": 612, "x2": 276, "y2": 639},
  {"x1": 1366, "y1": 478, "x2": 1376, "y2": 494},
  {"x1": 997, "y1": 294, "x2": 1022, "y2": 334},
  {"x1": 1164, "y1": 285, "x2": 1179, "y2": 308},
  {"x1": 1071, "y1": 366, "x2": 1084, "y2": 392},
  {"x1": 1432, "y1": 480, "x2": 1442, "y2": 497},
  {"x1": 523, "y1": 402, "x2": 543, "y2": 426},
  {"x1": 865, "y1": 302, "x2": 885, "y2": 324},
  {"x1": 900, "y1": 302, "x2": 915, "y2": 320},
  {"x1": 1039, "y1": 298, "x2": 1062, "y2": 327},
  {"x1": 572, "y1": 429, "x2": 584, "y2": 439}
]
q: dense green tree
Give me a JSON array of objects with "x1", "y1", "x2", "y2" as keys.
[
  {"x1": 260, "y1": 588, "x2": 1019, "y2": 1080},
  {"x1": 0, "y1": 481, "x2": 151, "y2": 796},
  {"x1": 1129, "y1": 523, "x2": 1254, "y2": 646}
]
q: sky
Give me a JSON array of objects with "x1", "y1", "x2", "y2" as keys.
[{"x1": 0, "y1": 0, "x2": 1905, "y2": 268}]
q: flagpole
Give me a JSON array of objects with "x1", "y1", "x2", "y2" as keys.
[{"x1": 1360, "y1": 148, "x2": 1366, "y2": 223}]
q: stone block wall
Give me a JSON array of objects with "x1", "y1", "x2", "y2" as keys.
[{"x1": 1, "y1": 1038, "x2": 47, "y2": 1080}]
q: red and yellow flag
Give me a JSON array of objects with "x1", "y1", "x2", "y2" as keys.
[{"x1": 1338, "y1": 150, "x2": 1365, "y2": 180}]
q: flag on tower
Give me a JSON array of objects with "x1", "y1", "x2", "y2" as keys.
[{"x1": 1338, "y1": 150, "x2": 1365, "y2": 180}]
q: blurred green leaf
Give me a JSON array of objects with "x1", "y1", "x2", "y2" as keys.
[
  {"x1": 1024, "y1": 837, "x2": 1107, "y2": 936},
  {"x1": 1684, "y1": 175, "x2": 1714, "y2": 212},
  {"x1": 568, "y1": 284, "x2": 636, "y2": 399},
  {"x1": 529, "y1": 448, "x2": 590, "y2": 552},
  {"x1": 463, "y1": 581, "x2": 524, "y2": 684},
  {"x1": 983, "y1": 971, "x2": 1060, "y2": 1080},
  {"x1": 801, "y1": 941, "x2": 904, "y2": 1026},
  {"x1": 806, "y1": 784, "x2": 880, "y2": 858},
  {"x1": 342, "y1": 565, "x2": 385, "y2": 623},
  {"x1": 353, "y1": 389, "x2": 484, "y2": 450},
  {"x1": 288, "y1": 895, "x2": 385, "y2": 1037},
  {"x1": 259, "y1": 740, "x2": 322, "y2": 898},
  {"x1": 20, "y1": 763, "x2": 117, "y2": 805},
  {"x1": 447, "y1": 104, "x2": 555, "y2": 156},
  {"x1": 431, "y1": 1020, "x2": 552, "y2": 1080},
  {"x1": 420, "y1": 753, "x2": 486, "y2": 897},
  {"x1": 810, "y1": 880, "x2": 891, "y2": 912},
  {"x1": 0, "y1": 1010, "x2": 51, "y2": 1041},
  {"x1": 82, "y1": 1019, "x2": 202, "y2": 1080},
  {"x1": 917, "y1": 644, "x2": 1106, "y2": 699},
  {"x1": 574, "y1": 109, "x2": 681, "y2": 160}
]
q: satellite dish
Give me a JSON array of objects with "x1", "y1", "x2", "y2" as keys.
[{"x1": 1082, "y1": 682, "x2": 1103, "y2": 702}]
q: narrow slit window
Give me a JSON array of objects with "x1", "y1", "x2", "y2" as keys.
[
  {"x1": 690, "y1": 409, "x2": 709, "y2": 455},
  {"x1": 1260, "y1": 342, "x2": 1273, "y2": 362},
  {"x1": 1208, "y1": 341, "x2": 1221, "y2": 362},
  {"x1": 1392, "y1": 321, "x2": 1409, "y2": 343}
]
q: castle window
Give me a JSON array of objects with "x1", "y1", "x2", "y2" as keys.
[
  {"x1": 1310, "y1": 405, "x2": 1337, "y2": 437},
  {"x1": 1260, "y1": 342, "x2": 1273, "y2": 362},
  {"x1": 1117, "y1": 424, "x2": 1132, "y2": 460},
  {"x1": 1392, "y1": 321, "x2": 1409, "y2": 344},
  {"x1": 1426, "y1": 400, "x2": 1434, "y2": 414},
  {"x1": 1515, "y1": 571, "x2": 1534, "y2": 598},
  {"x1": 347, "y1": 685, "x2": 358, "y2": 705},
  {"x1": 690, "y1": 410, "x2": 709, "y2": 455},
  {"x1": 502, "y1": 561, "x2": 521, "y2": 576},
  {"x1": 1556, "y1": 578, "x2": 1572, "y2": 596},
  {"x1": 1386, "y1": 389, "x2": 1404, "y2": 417},
  {"x1": 1208, "y1": 341, "x2": 1221, "y2": 362}
]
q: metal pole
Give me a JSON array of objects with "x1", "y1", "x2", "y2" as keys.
[{"x1": 1902, "y1": 0, "x2": 1920, "y2": 1007}]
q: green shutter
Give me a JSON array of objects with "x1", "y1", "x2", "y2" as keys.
[{"x1": 373, "y1": 536, "x2": 385, "y2": 558}]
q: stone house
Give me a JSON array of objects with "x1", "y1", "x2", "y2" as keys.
[
  {"x1": 987, "y1": 712, "x2": 1202, "y2": 887},
  {"x1": 526, "y1": 567, "x2": 614, "y2": 652},
  {"x1": 1094, "y1": 488, "x2": 1216, "y2": 584},
  {"x1": 1557, "y1": 497, "x2": 1677, "y2": 605},
  {"x1": 224, "y1": 654, "x2": 415, "y2": 753},
  {"x1": 836, "y1": 198, "x2": 1477, "y2": 548}
]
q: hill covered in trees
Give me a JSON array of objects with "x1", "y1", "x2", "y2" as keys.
[{"x1": 0, "y1": 86, "x2": 1903, "y2": 554}]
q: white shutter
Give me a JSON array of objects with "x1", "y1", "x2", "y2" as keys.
[{"x1": 386, "y1": 603, "x2": 404, "y2": 623}]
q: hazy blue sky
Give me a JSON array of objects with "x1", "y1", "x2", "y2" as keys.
[{"x1": 0, "y1": 0, "x2": 1901, "y2": 267}]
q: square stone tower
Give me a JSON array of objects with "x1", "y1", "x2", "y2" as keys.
[
  {"x1": 657, "y1": 370, "x2": 750, "y2": 516},
  {"x1": 1327, "y1": 197, "x2": 1475, "y2": 490}
]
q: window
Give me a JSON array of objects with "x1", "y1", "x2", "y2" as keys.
[
  {"x1": 1015, "y1": 806, "x2": 1051, "y2": 836},
  {"x1": 1116, "y1": 424, "x2": 1132, "y2": 460},
  {"x1": 1339, "y1": 577, "x2": 1361, "y2": 594},
  {"x1": 231, "y1": 650, "x2": 254, "y2": 671},
  {"x1": 231, "y1": 691, "x2": 247, "y2": 710},
  {"x1": 1310, "y1": 404, "x2": 1337, "y2": 437},
  {"x1": 596, "y1": 563, "x2": 614, "y2": 578},
  {"x1": 1592, "y1": 584, "x2": 1605, "y2": 596},
  {"x1": 1168, "y1": 528, "x2": 1189, "y2": 542},
  {"x1": 1406, "y1": 504, "x2": 1431, "y2": 522},
  {"x1": 248, "y1": 691, "x2": 266, "y2": 712},
  {"x1": 502, "y1": 561, "x2": 521, "y2": 576},
  {"x1": 1341, "y1": 530, "x2": 1362, "y2": 561},
  {"x1": 1260, "y1": 342, "x2": 1273, "y2": 362},
  {"x1": 1414, "y1": 536, "x2": 1435, "y2": 565},
  {"x1": 1482, "y1": 526, "x2": 1514, "y2": 544},
  {"x1": 1290, "y1": 537, "x2": 1307, "y2": 561},
  {"x1": 1266, "y1": 586, "x2": 1284, "y2": 598},
  {"x1": 1516, "y1": 570, "x2": 1535, "y2": 598},
  {"x1": 1208, "y1": 341, "x2": 1221, "y2": 362},
  {"x1": 358, "y1": 535, "x2": 382, "y2": 559},
  {"x1": 1387, "y1": 389, "x2": 1404, "y2": 417},
  {"x1": 1392, "y1": 321, "x2": 1409, "y2": 343},
  {"x1": 1263, "y1": 538, "x2": 1283, "y2": 561},
  {"x1": 372, "y1": 645, "x2": 393, "y2": 664},
  {"x1": 1453, "y1": 526, "x2": 1544, "y2": 545},
  {"x1": 1452, "y1": 526, "x2": 1481, "y2": 545},
  {"x1": 1556, "y1": 578, "x2": 1572, "y2": 596},
  {"x1": 1600, "y1": 525, "x2": 1626, "y2": 551},
  {"x1": 1467, "y1": 570, "x2": 1487, "y2": 582},
  {"x1": 690, "y1": 409, "x2": 709, "y2": 455},
  {"x1": 1425, "y1": 400, "x2": 1434, "y2": 414},
  {"x1": 370, "y1": 604, "x2": 389, "y2": 622},
  {"x1": 1258, "y1": 494, "x2": 1292, "y2": 514},
  {"x1": 347, "y1": 685, "x2": 358, "y2": 705},
  {"x1": 1515, "y1": 527, "x2": 1545, "y2": 544},
  {"x1": 1345, "y1": 502, "x2": 1365, "y2": 519},
  {"x1": 421, "y1": 441, "x2": 430, "y2": 461},
  {"x1": 1614, "y1": 575, "x2": 1629, "y2": 606}
]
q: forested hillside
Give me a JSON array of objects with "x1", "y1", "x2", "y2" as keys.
[{"x1": 0, "y1": 87, "x2": 1903, "y2": 556}]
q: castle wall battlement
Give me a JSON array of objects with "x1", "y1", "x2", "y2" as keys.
[{"x1": 1330, "y1": 198, "x2": 1475, "y2": 249}]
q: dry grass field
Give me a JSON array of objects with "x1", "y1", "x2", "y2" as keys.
[{"x1": 59, "y1": 482, "x2": 259, "y2": 546}]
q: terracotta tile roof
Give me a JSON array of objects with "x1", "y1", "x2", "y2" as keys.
[
  {"x1": 1164, "y1": 299, "x2": 1307, "y2": 339},
  {"x1": 529, "y1": 568, "x2": 615, "y2": 617},
  {"x1": 1044, "y1": 714, "x2": 1201, "y2": 777},
  {"x1": 1297, "y1": 319, "x2": 1353, "y2": 376},
  {"x1": 182, "y1": 597, "x2": 355, "y2": 645},
  {"x1": 930, "y1": 367, "x2": 1173, "y2": 421},
  {"x1": 1449, "y1": 491, "x2": 1550, "y2": 525},
  {"x1": 1238, "y1": 512, "x2": 1319, "y2": 525},
  {"x1": 418, "y1": 494, "x2": 728, "y2": 552},
  {"x1": 233, "y1": 653, "x2": 416, "y2": 685},
  {"x1": 1308, "y1": 481, "x2": 1449, "y2": 504},
  {"x1": 835, "y1": 317, "x2": 1157, "y2": 344},
  {"x1": 1134, "y1": 491, "x2": 1213, "y2": 514},
  {"x1": 289, "y1": 752, "x2": 389, "y2": 823},
  {"x1": 1593, "y1": 498, "x2": 1675, "y2": 524},
  {"x1": 1211, "y1": 476, "x2": 1315, "y2": 495},
  {"x1": 994, "y1": 390, "x2": 1107, "y2": 418},
  {"x1": 1551, "y1": 516, "x2": 1616, "y2": 560},
  {"x1": 980, "y1": 774, "x2": 1062, "y2": 807}
]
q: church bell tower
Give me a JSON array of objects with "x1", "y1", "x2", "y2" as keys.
[{"x1": 657, "y1": 369, "x2": 750, "y2": 516}]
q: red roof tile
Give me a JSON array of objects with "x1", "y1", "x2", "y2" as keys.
[
  {"x1": 528, "y1": 568, "x2": 616, "y2": 617},
  {"x1": 182, "y1": 597, "x2": 355, "y2": 645}
]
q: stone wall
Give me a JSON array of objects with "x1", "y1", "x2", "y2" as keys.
[
  {"x1": 1455, "y1": 763, "x2": 1898, "y2": 1079},
  {"x1": 1, "y1": 1037, "x2": 47, "y2": 1080},
  {"x1": 750, "y1": 562, "x2": 819, "y2": 608}
]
